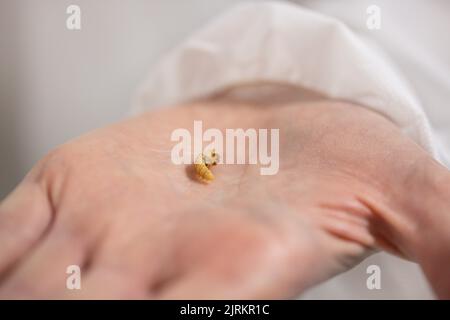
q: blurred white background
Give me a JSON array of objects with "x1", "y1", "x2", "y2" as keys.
[{"x1": 0, "y1": 0, "x2": 438, "y2": 299}]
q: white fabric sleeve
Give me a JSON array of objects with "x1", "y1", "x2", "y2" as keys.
[{"x1": 131, "y1": 1, "x2": 443, "y2": 165}]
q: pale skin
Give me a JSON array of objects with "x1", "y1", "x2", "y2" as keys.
[{"x1": 0, "y1": 99, "x2": 449, "y2": 299}]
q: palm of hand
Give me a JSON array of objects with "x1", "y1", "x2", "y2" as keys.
[{"x1": 0, "y1": 100, "x2": 421, "y2": 298}]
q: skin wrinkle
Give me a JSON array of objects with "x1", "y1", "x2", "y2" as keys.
[
  {"x1": 356, "y1": 194, "x2": 414, "y2": 259},
  {"x1": 317, "y1": 195, "x2": 377, "y2": 250}
]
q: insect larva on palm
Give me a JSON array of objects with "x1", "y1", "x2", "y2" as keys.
[{"x1": 194, "y1": 149, "x2": 219, "y2": 182}]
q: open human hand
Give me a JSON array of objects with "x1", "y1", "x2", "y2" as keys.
[{"x1": 1, "y1": 98, "x2": 449, "y2": 299}]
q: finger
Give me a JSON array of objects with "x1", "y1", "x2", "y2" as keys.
[
  {"x1": 0, "y1": 223, "x2": 88, "y2": 298},
  {"x1": 92, "y1": 232, "x2": 171, "y2": 289},
  {"x1": 62, "y1": 265, "x2": 150, "y2": 299},
  {"x1": 156, "y1": 231, "x2": 312, "y2": 300},
  {"x1": 73, "y1": 213, "x2": 176, "y2": 297},
  {"x1": 0, "y1": 181, "x2": 53, "y2": 276},
  {"x1": 156, "y1": 260, "x2": 301, "y2": 300},
  {"x1": 62, "y1": 208, "x2": 174, "y2": 299}
]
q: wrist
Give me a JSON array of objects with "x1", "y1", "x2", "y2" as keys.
[
  {"x1": 387, "y1": 157, "x2": 450, "y2": 298},
  {"x1": 408, "y1": 160, "x2": 450, "y2": 298}
]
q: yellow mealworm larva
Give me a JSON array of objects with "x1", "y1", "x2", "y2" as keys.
[{"x1": 194, "y1": 150, "x2": 219, "y2": 182}]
